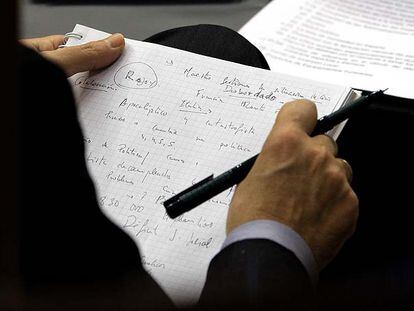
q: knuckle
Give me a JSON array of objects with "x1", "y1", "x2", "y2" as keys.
[
  {"x1": 79, "y1": 41, "x2": 109, "y2": 70},
  {"x1": 325, "y1": 163, "x2": 345, "y2": 184},
  {"x1": 82, "y1": 41, "x2": 105, "y2": 57},
  {"x1": 322, "y1": 134, "x2": 338, "y2": 152},
  {"x1": 278, "y1": 126, "x2": 303, "y2": 145},
  {"x1": 81, "y1": 41, "x2": 95, "y2": 52},
  {"x1": 266, "y1": 126, "x2": 303, "y2": 152},
  {"x1": 343, "y1": 190, "x2": 359, "y2": 220},
  {"x1": 308, "y1": 145, "x2": 331, "y2": 164},
  {"x1": 346, "y1": 190, "x2": 359, "y2": 209}
]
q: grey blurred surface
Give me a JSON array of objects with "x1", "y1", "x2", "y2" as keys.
[{"x1": 19, "y1": 0, "x2": 269, "y2": 39}]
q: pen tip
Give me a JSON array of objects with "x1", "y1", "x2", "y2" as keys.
[{"x1": 381, "y1": 88, "x2": 389, "y2": 93}]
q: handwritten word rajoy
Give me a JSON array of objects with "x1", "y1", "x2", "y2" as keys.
[{"x1": 114, "y1": 62, "x2": 158, "y2": 89}]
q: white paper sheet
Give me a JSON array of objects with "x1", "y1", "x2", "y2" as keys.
[
  {"x1": 240, "y1": 0, "x2": 414, "y2": 99},
  {"x1": 66, "y1": 24, "x2": 352, "y2": 306}
]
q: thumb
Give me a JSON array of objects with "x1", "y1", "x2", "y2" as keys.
[
  {"x1": 273, "y1": 99, "x2": 318, "y2": 135},
  {"x1": 43, "y1": 33, "x2": 125, "y2": 77},
  {"x1": 263, "y1": 99, "x2": 317, "y2": 148}
]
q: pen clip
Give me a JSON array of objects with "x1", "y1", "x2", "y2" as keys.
[{"x1": 163, "y1": 174, "x2": 214, "y2": 208}]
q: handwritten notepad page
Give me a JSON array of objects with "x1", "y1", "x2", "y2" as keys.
[{"x1": 67, "y1": 25, "x2": 352, "y2": 306}]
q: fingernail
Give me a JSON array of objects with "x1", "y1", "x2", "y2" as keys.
[{"x1": 105, "y1": 33, "x2": 124, "y2": 48}]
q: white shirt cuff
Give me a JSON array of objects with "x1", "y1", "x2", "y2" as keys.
[{"x1": 222, "y1": 220, "x2": 318, "y2": 287}]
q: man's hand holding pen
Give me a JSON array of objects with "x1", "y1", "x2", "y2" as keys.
[
  {"x1": 227, "y1": 99, "x2": 359, "y2": 270},
  {"x1": 164, "y1": 90, "x2": 383, "y2": 220}
]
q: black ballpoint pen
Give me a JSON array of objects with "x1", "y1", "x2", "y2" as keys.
[{"x1": 164, "y1": 89, "x2": 387, "y2": 218}]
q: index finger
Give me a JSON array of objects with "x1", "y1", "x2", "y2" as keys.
[{"x1": 273, "y1": 99, "x2": 318, "y2": 135}]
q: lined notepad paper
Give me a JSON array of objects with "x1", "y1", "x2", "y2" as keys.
[{"x1": 67, "y1": 25, "x2": 353, "y2": 306}]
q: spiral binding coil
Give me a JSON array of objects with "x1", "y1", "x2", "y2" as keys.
[{"x1": 58, "y1": 32, "x2": 83, "y2": 48}]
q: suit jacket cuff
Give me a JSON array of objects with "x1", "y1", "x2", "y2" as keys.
[{"x1": 222, "y1": 219, "x2": 318, "y2": 286}]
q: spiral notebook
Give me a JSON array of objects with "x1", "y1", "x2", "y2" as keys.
[{"x1": 65, "y1": 24, "x2": 357, "y2": 306}]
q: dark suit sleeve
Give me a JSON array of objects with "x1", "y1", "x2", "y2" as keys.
[
  {"x1": 198, "y1": 239, "x2": 315, "y2": 311},
  {"x1": 18, "y1": 45, "x2": 174, "y2": 310}
]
